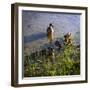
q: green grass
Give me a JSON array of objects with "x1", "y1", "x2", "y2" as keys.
[{"x1": 24, "y1": 44, "x2": 80, "y2": 77}]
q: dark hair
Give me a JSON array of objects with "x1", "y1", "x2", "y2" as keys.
[{"x1": 49, "y1": 23, "x2": 53, "y2": 27}]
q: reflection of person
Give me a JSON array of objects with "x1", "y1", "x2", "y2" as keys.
[{"x1": 47, "y1": 23, "x2": 54, "y2": 43}]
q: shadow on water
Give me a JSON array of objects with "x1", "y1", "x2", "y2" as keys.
[{"x1": 24, "y1": 32, "x2": 46, "y2": 43}]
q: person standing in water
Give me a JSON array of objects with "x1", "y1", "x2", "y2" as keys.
[
  {"x1": 47, "y1": 23, "x2": 54, "y2": 43},
  {"x1": 47, "y1": 23, "x2": 55, "y2": 64}
]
